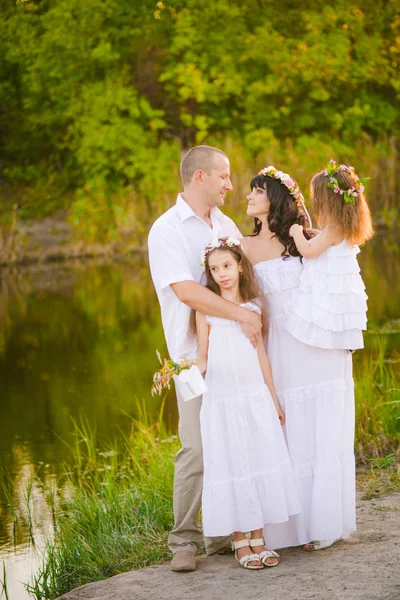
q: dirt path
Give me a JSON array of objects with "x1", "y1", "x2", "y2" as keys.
[{"x1": 58, "y1": 492, "x2": 400, "y2": 600}]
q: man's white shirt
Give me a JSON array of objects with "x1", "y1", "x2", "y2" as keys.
[{"x1": 148, "y1": 193, "x2": 241, "y2": 362}]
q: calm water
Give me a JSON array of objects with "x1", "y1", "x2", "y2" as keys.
[{"x1": 0, "y1": 235, "x2": 399, "y2": 599}]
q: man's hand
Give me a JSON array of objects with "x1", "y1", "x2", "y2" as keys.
[{"x1": 239, "y1": 309, "x2": 262, "y2": 347}]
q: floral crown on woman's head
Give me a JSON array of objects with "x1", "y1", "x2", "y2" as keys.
[
  {"x1": 258, "y1": 166, "x2": 304, "y2": 204},
  {"x1": 323, "y1": 159, "x2": 369, "y2": 205},
  {"x1": 201, "y1": 236, "x2": 241, "y2": 266}
]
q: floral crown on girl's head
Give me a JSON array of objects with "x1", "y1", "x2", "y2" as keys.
[
  {"x1": 201, "y1": 236, "x2": 241, "y2": 266},
  {"x1": 258, "y1": 166, "x2": 304, "y2": 204},
  {"x1": 323, "y1": 159, "x2": 369, "y2": 205}
]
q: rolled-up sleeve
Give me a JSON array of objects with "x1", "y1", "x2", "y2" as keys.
[{"x1": 148, "y1": 223, "x2": 195, "y2": 292}]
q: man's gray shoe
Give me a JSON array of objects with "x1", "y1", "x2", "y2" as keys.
[{"x1": 171, "y1": 550, "x2": 196, "y2": 572}]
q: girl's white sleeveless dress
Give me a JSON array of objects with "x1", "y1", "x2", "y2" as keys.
[
  {"x1": 285, "y1": 240, "x2": 367, "y2": 350},
  {"x1": 200, "y1": 302, "x2": 300, "y2": 537},
  {"x1": 254, "y1": 258, "x2": 356, "y2": 549}
]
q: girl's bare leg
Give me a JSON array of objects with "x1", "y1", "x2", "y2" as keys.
[
  {"x1": 233, "y1": 531, "x2": 262, "y2": 567},
  {"x1": 250, "y1": 528, "x2": 279, "y2": 566}
]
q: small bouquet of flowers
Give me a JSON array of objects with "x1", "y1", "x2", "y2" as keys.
[{"x1": 151, "y1": 350, "x2": 207, "y2": 402}]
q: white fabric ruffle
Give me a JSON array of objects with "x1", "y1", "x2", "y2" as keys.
[
  {"x1": 285, "y1": 241, "x2": 367, "y2": 350},
  {"x1": 285, "y1": 310, "x2": 364, "y2": 351},
  {"x1": 254, "y1": 257, "x2": 303, "y2": 295},
  {"x1": 201, "y1": 386, "x2": 300, "y2": 536},
  {"x1": 264, "y1": 373, "x2": 356, "y2": 549}
]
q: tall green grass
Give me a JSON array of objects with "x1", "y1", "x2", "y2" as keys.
[
  {"x1": 26, "y1": 401, "x2": 179, "y2": 599},
  {"x1": 1, "y1": 561, "x2": 10, "y2": 600},
  {"x1": 19, "y1": 346, "x2": 400, "y2": 599},
  {"x1": 73, "y1": 133, "x2": 399, "y2": 245},
  {"x1": 1, "y1": 135, "x2": 398, "y2": 260},
  {"x1": 354, "y1": 339, "x2": 400, "y2": 460},
  {"x1": 69, "y1": 134, "x2": 399, "y2": 247}
]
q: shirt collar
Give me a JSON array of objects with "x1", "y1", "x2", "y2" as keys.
[{"x1": 176, "y1": 193, "x2": 225, "y2": 225}]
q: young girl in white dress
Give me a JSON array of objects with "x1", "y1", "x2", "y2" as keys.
[
  {"x1": 195, "y1": 237, "x2": 300, "y2": 570},
  {"x1": 287, "y1": 159, "x2": 374, "y2": 351}
]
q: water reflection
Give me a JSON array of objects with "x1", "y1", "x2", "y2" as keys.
[
  {"x1": 360, "y1": 232, "x2": 400, "y2": 330},
  {"x1": 0, "y1": 235, "x2": 399, "y2": 598},
  {"x1": 1, "y1": 257, "x2": 171, "y2": 472}
]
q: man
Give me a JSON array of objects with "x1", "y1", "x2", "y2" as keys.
[{"x1": 148, "y1": 145, "x2": 261, "y2": 572}]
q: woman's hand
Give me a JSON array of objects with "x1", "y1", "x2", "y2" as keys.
[
  {"x1": 289, "y1": 223, "x2": 303, "y2": 238},
  {"x1": 275, "y1": 403, "x2": 285, "y2": 425}
]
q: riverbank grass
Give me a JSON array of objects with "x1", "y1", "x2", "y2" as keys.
[
  {"x1": 27, "y1": 402, "x2": 179, "y2": 599},
  {"x1": 354, "y1": 338, "x2": 400, "y2": 460}
]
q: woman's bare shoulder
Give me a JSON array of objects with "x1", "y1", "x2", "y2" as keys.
[{"x1": 240, "y1": 235, "x2": 256, "y2": 256}]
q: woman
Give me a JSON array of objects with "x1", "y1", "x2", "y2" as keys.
[{"x1": 241, "y1": 166, "x2": 356, "y2": 551}]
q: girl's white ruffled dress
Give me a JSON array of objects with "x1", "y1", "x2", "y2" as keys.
[
  {"x1": 285, "y1": 239, "x2": 367, "y2": 350},
  {"x1": 200, "y1": 302, "x2": 300, "y2": 537},
  {"x1": 254, "y1": 258, "x2": 356, "y2": 549}
]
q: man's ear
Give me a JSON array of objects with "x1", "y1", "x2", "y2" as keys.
[{"x1": 193, "y1": 169, "x2": 205, "y2": 185}]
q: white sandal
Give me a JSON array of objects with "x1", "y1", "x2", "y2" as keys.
[
  {"x1": 231, "y1": 539, "x2": 263, "y2": 570},
  {"x1": 249, "y1": 537, "x2": 280, "y2": 567}
]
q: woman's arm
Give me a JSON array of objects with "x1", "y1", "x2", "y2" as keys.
[
  {"x1": 256, "y1": 337, "x2": 285, "y2": 425},
  {"x1": 289, "y1": 224, "x2": 344, "y2": 258},
  {"x1": 195, "y1": 311, "x2": 209, "y2": 373}
]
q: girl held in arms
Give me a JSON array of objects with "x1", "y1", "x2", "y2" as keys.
[
  {"x1": 287, "y1": 159, "x2": 374, "y2": 352},
  {"x1": 195, "y1": 238, "x2": 300, "y2": 570}
]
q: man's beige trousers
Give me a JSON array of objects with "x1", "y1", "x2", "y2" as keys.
[{"x1": 168, "y1": 391, "x2": 231, "y2": 555}]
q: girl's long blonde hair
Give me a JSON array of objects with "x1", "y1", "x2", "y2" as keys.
[{"x1": 311, "y1": 170, "x2": 374, "y2": 245}]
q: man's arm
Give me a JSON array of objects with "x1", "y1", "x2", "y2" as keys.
[
  {"x1": 149, "y1": 222, "x2": 261, "y2": 344},
  {"x1": 171, "y1": 281, "x2": 261, "y2": 345}
]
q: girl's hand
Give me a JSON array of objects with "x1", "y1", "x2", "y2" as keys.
[
  {"x1": 195, "y1": 357, "x2": 207, "y2": 374},
  {"x1": 289, "y1": 223, "x2": 302, "y2": 237},
  {"x1": 276, "y1": 404, "x2": 285, "y2": 425},
  {"x1": 307, "y1": 228, "x2": 321, "y2": 237}
]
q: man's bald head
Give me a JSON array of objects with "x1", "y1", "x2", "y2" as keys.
[{"x1": 180, "y1": 145, "x2": 228, "y2": 186}]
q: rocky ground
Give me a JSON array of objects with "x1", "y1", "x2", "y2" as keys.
[{"x1": 58, "y1": 492, "x2": 400, "y2": 600}]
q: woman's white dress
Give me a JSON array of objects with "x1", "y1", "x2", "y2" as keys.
[
  {"x1": 254, "y1": 258, "x2": 356, "y2": 549},
  {"x1": 200, "y1": 303, "x2": 300, "y2": 537},
  {"x1": 285, "y1": 240, "x2": 367, "y2": 350}
]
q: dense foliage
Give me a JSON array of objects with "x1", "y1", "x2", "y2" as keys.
[{"x1": 0, "y1": 0, "x2": 399, "y2": 237}]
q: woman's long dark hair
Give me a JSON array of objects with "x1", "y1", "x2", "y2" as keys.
[{"x1": 249, "y1": 174, "x2": 312, "y2": 257}]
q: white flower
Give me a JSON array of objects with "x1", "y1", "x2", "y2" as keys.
[
  {"x1": 226, "y1": 236, "x2": 241, "y2": 247},
  {"x1": 201, "y1": 236, "x2": 241, "y2": 266}
]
